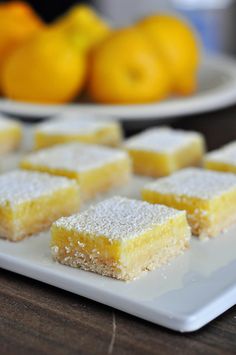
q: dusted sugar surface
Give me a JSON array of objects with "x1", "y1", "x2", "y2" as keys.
[
  {"x1": 124, "y1": 127, "x2": 202, "y2": 153},
  {"x1": 144, "y1": 168, "x2": 236, "y2": 200},
  {"x1": 54, "y1": 196, "x2": 184, "y2": 241},
  {"x1": 206, "y1": 142, "x2": 236, "y2": 165},
  {"x1": 22, "y1": 142, "x2": 128, "y2": 172},
  {"x1": 0, "y1": 170, "x2": 76, "y2": 207},
  {"x1": 36, "y1": 116, "x2": 115, "y2": 135},
  {"x1": 0, "y1": 115, "x2": 21, "y2": 129}
]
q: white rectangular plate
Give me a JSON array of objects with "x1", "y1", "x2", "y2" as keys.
[{"x1": 0, "y1": 176, "x2": 235, "y2": 332}]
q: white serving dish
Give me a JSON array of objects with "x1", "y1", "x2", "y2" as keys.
[
  {"x1": 0, "y1": 175, "x2": 235, "y2": 332},
  {"x1": 1, "y1": 55, "x2": 236, "y2": 122}
]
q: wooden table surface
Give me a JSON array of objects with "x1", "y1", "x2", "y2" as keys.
[{"x1": 1, "y1": 105, "x2": 236, "y2": 355}]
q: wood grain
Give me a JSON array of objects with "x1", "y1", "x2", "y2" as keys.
[{"x1": 0, "y1": 270, "x2": 235, "y2": 355}]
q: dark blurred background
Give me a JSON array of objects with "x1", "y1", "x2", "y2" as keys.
[
  {"x1": 1, "y1": 0, "x2": 235, "y2": 56},
  {"x1": 0, "y1": 0, "x2": 91, "y2": 22}
]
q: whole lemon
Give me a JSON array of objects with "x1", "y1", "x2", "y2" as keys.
[
  {"x1": 0, "y1": 1, "x2": 44, "y2": 91},
  {"x1": 53, "y1": 5, "x2": 110, "y2": 53},
  {"x1": 137, "y1": 14, "x2": 200, "y2": 95},
  {"x1": 2, "y1": 30, "x2": 86, "y2": 104},
  {"x1": 87, "y1": 27, "x2": 171, "y2": 104}
]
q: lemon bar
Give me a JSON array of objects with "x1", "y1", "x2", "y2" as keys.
[
  {"x1": 34, "y1": 115, "x2": 123, "y2": 149},
  {"x1": 0, "y1": 115, "x2": 22, "y2": 154},
  {"x1": 124, "y1": 127, "x2": 205, "y2": 177},
  {"x1": 142, "y1": 167, "x2": 236, "y2": 237},
  {"x1": 51, "y1": 196, "x2": 190, "y2": 281},
  {"x1": 20, "y1": 142, "x2": 131, "y2": 201},
  {"x1": 0, "y1": 170, "x2": 80, "y2": 241},
  {"x1": 204, "y1": 141, "x2": 236, "y2": 174}
]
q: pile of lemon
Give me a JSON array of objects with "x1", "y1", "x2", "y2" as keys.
[{"x1": 0, "y1": 1, "x2": 200, "y2": 105}]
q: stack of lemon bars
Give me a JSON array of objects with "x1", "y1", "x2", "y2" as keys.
[{"x1": 1, "y1": 115, "x2": 236, "y2": 281}]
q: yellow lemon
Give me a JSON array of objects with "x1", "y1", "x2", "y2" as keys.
[
  {"x1": 87, "y1": 27, "x2": 171, "y2": 104},
  {"x1": 53, "y1": 5, "x2": 110, "y2": 53},
  {"x1": 2, "y1": 30, "x2": 86, "y2": 104},
  {"x1": 137, "y1": 14, "x2": 200, "y2": 95},
  {"x1": 0, "y1": 1, "x2": 44, "y2": 91}
]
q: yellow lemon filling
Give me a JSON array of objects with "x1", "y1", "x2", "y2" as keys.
[
  {"x1": 51, "y1": 197, "x2": 190, "y2": 280},
  {"x1": 0, "y1": 124, "x2": 22, "y2": 154},
  {"x1": 142, "y1": 168, "x2": 236, "y2": 237},
  {"x1": 35, "y1": 122, "x2": 123, "y2": 149},
  {"x1": 20, "y1": 142, "x2": 131, "y2": 201},
  {"x1": 0, "y1": 170, "x2": 80, "y2": 241},
  {"x1": 124, "y1": 127, "x2": 205, "y2": 177}
]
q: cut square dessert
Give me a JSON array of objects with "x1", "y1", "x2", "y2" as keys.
[
  {"x1": 142, "y1": 167, "x2": 236, "y2": 237},
  {"x1": 20, "y1": 142, "x2": 131, "y2": 201},
  {"x1": 124, "y1": 127, "x2": 205, "y2": 177},
  {"x1": 34, "y1": 115, "x2": 123, "y2": 149},
  {"x1": 0, "y1": 115, "x2": 22, "y2": 154},
  {"x1": 0, "y1": 170, "x2": 80, "y2": 241},
  {"x1": 51, "y1": 196, "x2": 190, "y2": 281},
  {"x1": 204, "y1": 141, "x2": 236, "y2": 174}
]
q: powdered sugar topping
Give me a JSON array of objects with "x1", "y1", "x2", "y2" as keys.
[
  {"x1": 54, "y1": 196, "x2": 184, "y2": 241},
  {"x1": 144, "y1": 168, "x2": 236, "y2": 200},
  {"x1": 22, "y1": 142, "x2": 128, "y2": 172},
  {"x1": 0, "y1": 115, "x2": 21, "y2": 130},
  {"x1": 0, "y1": 170, "x2": 76, "y2": 206},
  {"x1": 124, "y1": 127, "x2": 203, "y2": 153},
  {"x1": 36, "y1": 116, "x2": 116, "y2": 135},
  {"x1": 206, "y1": 141, "x2": 236, "y2": 165}
]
